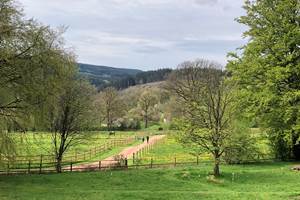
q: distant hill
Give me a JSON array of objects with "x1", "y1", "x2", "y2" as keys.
[
  {"x1": 114, "y1": 69, "x2": 172, "y2": 89},
  {"x1": 78, "y1": 63, "x2": 172, "y2": 90},
  {"x1": 78, "y1": 63, "x2": 142, "y2": 89}
]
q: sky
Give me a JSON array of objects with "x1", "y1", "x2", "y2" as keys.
[{"x1": 19, "y1": 0, "x2": 247, "y2": 70}]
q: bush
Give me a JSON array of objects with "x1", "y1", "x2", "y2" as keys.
[
  {"x1": 168, "y1": 119, "x2": 182, "y2": 130},
  {"x1": 112, "y1": 118, "x2": 141, "y2": 131},
  {"x1": 223, "y1": 120, "x2": 261, "y2": 164}
]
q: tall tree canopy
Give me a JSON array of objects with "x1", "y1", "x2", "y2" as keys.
[
  {"x1": 0, "y1": 0, "x2": 83, "y2": 163},
  {"x1": 227, "y1": 0, "x2": 300, "y2": 160},
  {"x1": 0, "y1": 0, "x2": 76, "y2": 128},
  {"x1": 167, "y1": 59, "x2": 235, "y2": 177}
]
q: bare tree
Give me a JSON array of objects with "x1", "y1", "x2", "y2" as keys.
[
  {"x1": 48, "y1": 80, "x2": 94, "y2": 173},
  {"x1": 99, "y1": 87, "x2": 122, "y2": 131},
  {"x1": 166, "y1": 59, "x2": 235, "y2": 177},
  {"x1": 138, "y1": 91, "x2": 157, "y2": 128}
]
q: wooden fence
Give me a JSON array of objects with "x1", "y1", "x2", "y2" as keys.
[
  {"x1": 0, "y1": 154, "x2": 278, "y2": 175},
  {"x1": 0, "y1": 137, "x2": 134, "y2": 174}
]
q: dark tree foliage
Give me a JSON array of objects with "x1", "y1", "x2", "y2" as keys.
[{"x1": 82, "y1": 67, "x2": 173, "y2": 90}]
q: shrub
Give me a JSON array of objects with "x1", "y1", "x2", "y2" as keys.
[
  {"x1": 223, "y1": 120, "x2": 261, "y2": 164},
  {"x1": 113, "y1": 118, "x2": 141, "y2": 131}
]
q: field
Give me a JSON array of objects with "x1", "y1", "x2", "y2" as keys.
[
  {"x1": 130, "y1": 131, "x2": 271, "y2": 165},
  {"x1": 1, "y1": 162, "x2": 300, "y2": 200},
  {"x1": 11, "y1": 131, "x2": 138, "y2": 157},
  {"x1": 1, "y1": 131, "x2": 147, "y2": 171},
  {"x1": 1, "y1": 129, "x2": 298, "y2": 200}
]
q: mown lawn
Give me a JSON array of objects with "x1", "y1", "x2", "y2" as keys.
[{"x1": 0, "y1": 162, "x2": 299, "y2": 200}]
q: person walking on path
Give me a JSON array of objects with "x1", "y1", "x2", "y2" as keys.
[{"x1": 146, "y1": 136, "x2": 149, "y2": 143}]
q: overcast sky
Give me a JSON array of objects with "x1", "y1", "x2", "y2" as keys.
[{"x1": 19, "y1": 0, "x2": 247, "y2": 70}]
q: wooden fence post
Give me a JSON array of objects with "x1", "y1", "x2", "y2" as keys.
[
  {"x1": 125, "y1": 158, "x2": 128, "y2": 169},
  {"x1": 28, "y1": 160, "x2": 31, "y2": 174},
  {"x1": 39, "y1": 155, "x2": 43, "y2": 174},
  {"x1": 133, "y1": 153, "x2": 135, "y2": 164},
  {"x1": 150, "y1": 157, "x2": 153, "y2": 168},
  {"x1": 7, "y1": 162, "x2": 9, "y2": 175},
  {"x1": 70, "y1": 162, "x2": 73, "y2": 172},
  {"x1": 99, "y1": 161, "x2": 101, "y2": 170},
  {"x1": 174, "y1": 157, "x2": 176, "y2": 167}
]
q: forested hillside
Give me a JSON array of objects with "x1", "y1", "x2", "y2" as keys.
[
  {"x1": 79, "y1": 63, "x2": 172, "y2": 90},
  {"x1": 78, "y1": 63, "x2": 142, "y2": 89}
]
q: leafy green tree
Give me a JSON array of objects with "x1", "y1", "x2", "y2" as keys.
[
  {"x1": 46, "y1": 78, "x2": 95, "y2": 173},
  {"x1": 0, "y1": 0, "x2": 75, "y2": 127},
  {"x1": 0, "y1": 0, "x2": 86, "y2": 166},
  {"x1": 227, "y1": 0, "x2": 300, "y2": 160},
  {"x1": 167, "y1": 59, "x2": 235, "y2": 177}
]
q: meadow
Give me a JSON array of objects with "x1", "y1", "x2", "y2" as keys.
[
  {"x1": 0, "y1": 162, "x2": 299, "y2": 200},
  {"x1": 11, "y1": 131, "x2": 138, "y2": 157},
  {"x1": 130, "y1": 129, "x2": 272, "y2": 166},
  {"x1": 1, "y1": 130, "x2": 299, "y2": 200},
  {"x1": 1, "y1": 131, "x2": 146, "y2": 172}
]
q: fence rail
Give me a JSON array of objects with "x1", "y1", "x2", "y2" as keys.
[
  {"x1": 0, "y1": 137, "x2": 135, "y2": 173},
  {"x1": 0, "y1": 155, "x2": 278, "y2": 175}
]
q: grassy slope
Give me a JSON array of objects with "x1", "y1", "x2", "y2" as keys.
[{"x1": 0, "y1": 162, "x2": 300, "y2": 200}]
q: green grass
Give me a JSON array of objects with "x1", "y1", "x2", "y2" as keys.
[
  {"x1": 137, "y1": 128, "x2": 273, "y2": 165},
  {"x1": 0, "y1": 162, "x2": 299, "y2": 200},
  {"x1": 135, "y1": 136, "x2": 211, "y2": 165},
  {"x1": 11, "y1": 130, "x2": 162, "y2": 157},
  {"x1": 3, "y1": 131, "x2": 142, "y2": 170},
  {"x1": 11, "y1": 131, "x2": 137, "y2": 157}
]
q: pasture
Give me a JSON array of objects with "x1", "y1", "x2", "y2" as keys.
[
  {"x1": 1, "y1": 131, "x2": 144, "y2": 172},
  {"x1": 0, "y1": 162, "x2": 299, "y2": 200}
]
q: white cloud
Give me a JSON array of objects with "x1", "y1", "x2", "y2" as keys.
[{"x1": 19, "y1": 0, "x2": 246, "y2": 70}]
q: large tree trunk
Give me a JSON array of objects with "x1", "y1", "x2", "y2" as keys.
[
  {"x1": 55, "y1": 152, "x2": 63, "y2": 173},
  {"x1": 213, "y1": 156, "x2": 220, "y2": 177}
]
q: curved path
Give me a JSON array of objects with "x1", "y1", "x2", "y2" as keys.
[{"x1": 68, "y1": 135, "x2": 165, "y2": 171}]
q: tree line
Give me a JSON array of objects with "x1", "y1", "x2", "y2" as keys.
[
  {"x1": 99, "y1": 68, "x2": 172, "y2": 90},
  {"x1": 0, "y1": 0, "x2": 299, "y2": 176}
]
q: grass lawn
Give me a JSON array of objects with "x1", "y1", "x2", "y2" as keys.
[
  {"x1": 136, "y1": 136, "x2": 211, "y2": 165},
  {"x1": 136, "y1": 128, "x2": 273, "y2": 165},
  {"x1": 0, "y1": 162, "x2": 299, "y2": 200},
  {"x1": 11, "y1": 131, "x2": 138, "y2": 157},
  {"x1": 2, "y1": 131, "x2": 141, "y2": 171}
]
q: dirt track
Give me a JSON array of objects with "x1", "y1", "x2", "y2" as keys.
[{"x1": 68, "y1": 135, "x2": 165, "y2": 171}]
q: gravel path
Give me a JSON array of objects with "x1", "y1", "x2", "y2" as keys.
[{"x1": 68, "y1": 135, "x2": 165, "y2": 171}]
